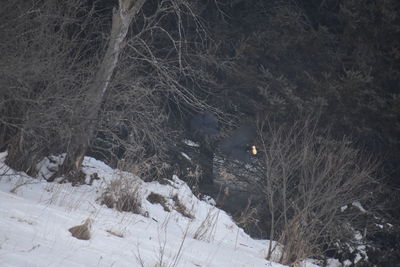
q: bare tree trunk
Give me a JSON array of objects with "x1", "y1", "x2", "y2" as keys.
[{"x1": 49, "y1": 0, "x2": 146, "y2": 182}]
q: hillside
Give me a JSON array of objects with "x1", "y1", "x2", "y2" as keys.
[{"x1": 0, "y1": 152, "x2": 303, "y2": 267}]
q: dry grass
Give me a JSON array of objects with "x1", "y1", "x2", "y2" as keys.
[
  {"x1": 10, "y1": 216, "x2": 36, "y2": 225},
  {"x1": 235, "y1": 200, "x2": 259, "y2": 230},
  {"x1": 100, "y1": 178, "x2": 142, "y2": 214},
  {"x1": 9, "y1": 178, "x2": 35, "y2": 194},
  {"x1": 172, "y1": 194, "x2": 194, "y2": 219},
  {"x1": 193, "y1": 207, "x2": 219, "y2": 242},
  {"x1": 147, "y1": 192, "x2": 171, "y2": 212},
  {"x1": 106, "y1": 229, "x2": 124, "y2": 238}
]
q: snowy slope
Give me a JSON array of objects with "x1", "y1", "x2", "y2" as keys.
[{"x1": 0, "y1": 152, "x2": 288, "y2": 267}]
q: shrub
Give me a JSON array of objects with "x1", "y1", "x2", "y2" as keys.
[
  {"x1": 254, "y1": 116, "x2": 379, "y2": 265},
  {"x1": 100, "y1": 177, "x2": 142, "y2": 214}
]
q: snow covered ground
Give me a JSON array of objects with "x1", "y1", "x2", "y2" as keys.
[{"x1": 0, "y1": 151, "x2": 294, "y2": 267}]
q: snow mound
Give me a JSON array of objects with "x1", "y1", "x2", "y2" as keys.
[{"x1": 0, "y1": 154, "x2": 286, "y2": 267}]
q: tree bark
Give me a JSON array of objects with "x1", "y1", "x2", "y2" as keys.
[{"x1": 49, "y1": 0, "x2": 146, "y2": 182}]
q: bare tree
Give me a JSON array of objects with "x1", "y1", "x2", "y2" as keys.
[
  {"x1": 2, "y1": 0, "x2": 101, "y2": 174},
  {"x1": 47, "y1": 0, "x2": 147, "y2": 181},
  {"x1": 2, "y1": 0, "x2": 215, "y2": 182},
  {"x1": 253, "y1": 116, "x2": 379, "y2": 265}
]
